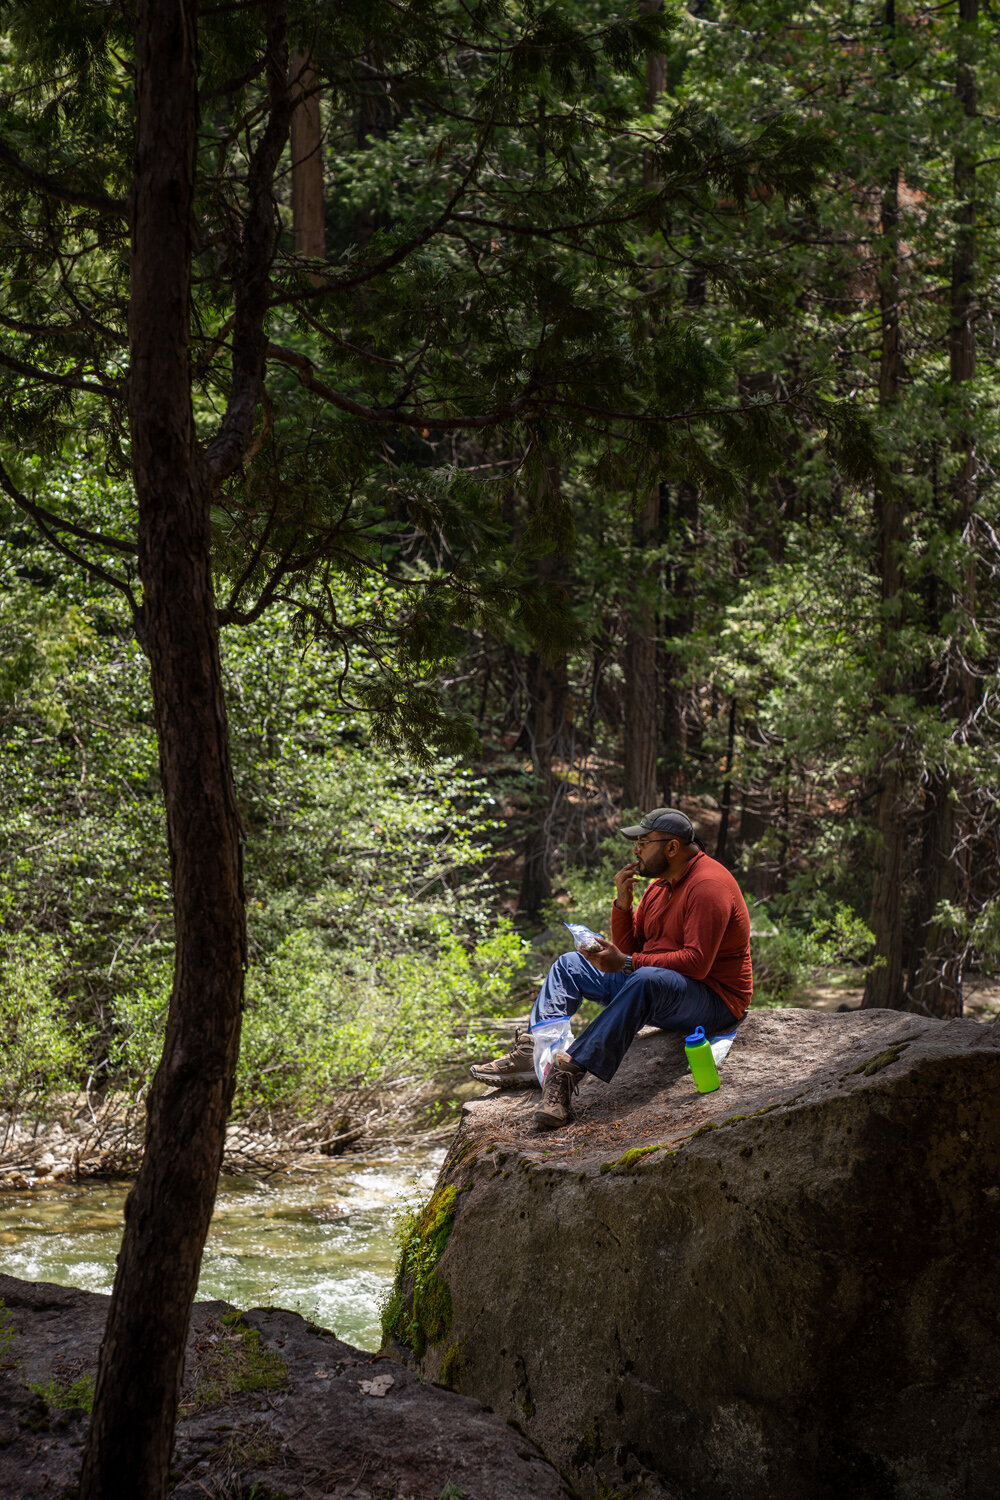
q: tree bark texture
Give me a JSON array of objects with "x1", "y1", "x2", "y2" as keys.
[
  {"x1": 623, "y1": 484, "x2": 660, "y2": 812},
  {"x1": 80, "y1": 2, "x2": 248, "y2": 1494},
  {"x1": 290, "y1": 51, "x2": 325, "y2": 260},
  {"x1": 620, "y1": 10, "x2": 666, "y2": 815},
  {"x1": 518, "y1": 641, "x2": 570, "y2": 917},
  {"x1": 911, "y1": 0, "x2": 977, "y2": 1018},
  {"x1": 355, "y1": 42, "x2": 393, "y2": 247},
  {"x1": 660, "y1": 481, "x2": 697, "y2": 804},
  {"x1": 714, "y1": 696, "x2": 738, "y2": 866},
  {"x1": 863, "y1": 147, "x2": 908, "y2": 1011},
  {"x1": 518, "y1": 457, "x2": 571, "y2": 918}
]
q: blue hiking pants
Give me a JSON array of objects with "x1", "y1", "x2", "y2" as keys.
[{"x1": 529, "y1": 950, "x2": 738, "y2": 1083}]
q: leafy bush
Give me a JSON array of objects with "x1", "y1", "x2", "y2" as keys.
[
  {"x1": 752, "y1": 903, "x2": 873, "y2": 1006},
  {"x1": 0, "y1": 933, "x2": 91, "y2": 1132},
  {"x1": 750, "y1": 926, "x2": 818, "y2": 1008},
  {"x1": 0, "y1": 533, "x2": 529, "y2": 1119}
]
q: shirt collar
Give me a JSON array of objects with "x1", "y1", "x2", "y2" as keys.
[{"x1": 655, "y1": 849, "x2": 705, "y2": 891}]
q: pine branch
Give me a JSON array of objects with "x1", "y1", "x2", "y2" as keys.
[
  {"x1": 204, "y1": 0, "x2": 294, "y2": 483},
  {"x1": 0, "y1": 138, "x2": 126, "y2": 217},
  {"x1": 0, "y1": 458, "x2": 142, "y2": 630}
]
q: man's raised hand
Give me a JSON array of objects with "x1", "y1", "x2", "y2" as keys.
[{"x1": 614, "y1": 860, "x2": 637, "y2": 910}]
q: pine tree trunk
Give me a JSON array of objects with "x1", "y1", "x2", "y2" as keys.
[
  {"x1": 290, "y1": 52, "x2": 325, "y2": 259},
  {"x1": 661, "y1": 481, "x2": 697, "y2": 803},
  {"x1": 518, "y1": 644, "x2": 570, "y2": 917},
  {"x1": 518, "y1": 458, "x2": 570, "y2": 918},
  {"x1": 911, "y1": 0, "x2": 977, "y2": 1018},
  {"x1": 79, "y1": 3, "x2": 247, "y2": 1493},
  {"x1": 623, "y1": 484, "x2": 660, "y2": 811},
  {"x1": 863, "y1": 27, "x2": 909, "y2": 1010},
  {"x1": 715, "y1": 696, "x2": 738, "y2": 866},
  {"x1": 621, "y1": 16, "x2": 665, "y2": 814}
]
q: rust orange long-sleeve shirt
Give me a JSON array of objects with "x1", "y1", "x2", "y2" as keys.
[{"x1": 610, "y1": 850, "x2": 753, "y2": 1020}]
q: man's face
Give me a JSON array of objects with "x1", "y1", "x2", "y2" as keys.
[{"x1": 633, "y1": 833, "x2": 676, "y2": 878}]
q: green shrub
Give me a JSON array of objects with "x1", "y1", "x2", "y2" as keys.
[
  {"x1": 0, "y1": 535, "x2": 533, "y2": 1120},
  {"x1": 752, "y1": 903, "x2": 873, "y2": 1006},
  {"x1": 0, "y1": 933, "x2": 91, "y2": 1128},
  {"x1": 751, "y1": 926, "x2": 818, "y2": 1007},
  {"x1": 28, "y1": 1373, "x2": 95, "y2": 1411}
]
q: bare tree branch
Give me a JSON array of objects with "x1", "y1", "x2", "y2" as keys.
[
  {"x1": 0, "y1": 457, "x2": 143, "y2": 631},
  {"x1": 204, "y1": 0, "x2": 293, "y2": 483},
  {"x1": 0, "y1": 138, "x2": 127, "y2": 216},
  {"x1": 0, "y1": 349, "x2": 118, "y2": 396},
  {"x1": 265, "y1": 341, "x2": 533, "y2": 429}
]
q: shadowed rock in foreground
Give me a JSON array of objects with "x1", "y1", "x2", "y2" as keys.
[
  {"x1": 0, "y1": 1274, "x2": 565, "y2": 1499},
  {"x1": 399, "y1": 1008, "x2": 1000, "y2": 1500}
]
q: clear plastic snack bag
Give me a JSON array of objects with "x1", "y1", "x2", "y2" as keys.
[
  {"x1": 563, "y1": 921, "x2": 603, "y2": 953},
  {"x1": 707, "y1": 1029, "x2": 739, "y2": 1068},
  {"x1": 531, "y1": 1016, "x2": 574, "y2": 1087}
]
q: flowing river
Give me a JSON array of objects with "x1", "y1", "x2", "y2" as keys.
[{"x1": 0, "y1": 1149, "x2": 445, "y2": 1351}]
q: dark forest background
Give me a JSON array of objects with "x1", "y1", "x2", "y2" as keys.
[{"x1": 3, "y1": 0, "x2": 1000, "y2": 1128}]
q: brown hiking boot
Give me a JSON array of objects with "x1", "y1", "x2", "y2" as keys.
[
  {"x1": 534, "y1": 1053, "x2": 584, "y2": 1131},
  {"x1": 469, "y1": 1027, "x2": 537, "y2": 1089}
]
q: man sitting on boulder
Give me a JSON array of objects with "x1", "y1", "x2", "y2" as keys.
[{"x1": 470, "y1": 807, "x2": 753, "y2": 1131}]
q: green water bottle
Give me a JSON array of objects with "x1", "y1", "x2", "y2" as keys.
[{"x1": 685, "y1": 1026, "x2": 721, "y2": 1094}]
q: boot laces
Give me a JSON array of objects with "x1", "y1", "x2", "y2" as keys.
[{"x1": 543, "y1": 1059, "x2": 579, "y2": 1106}]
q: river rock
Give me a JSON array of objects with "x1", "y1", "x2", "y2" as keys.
[
  {"x1": 0, "y1": 1273, "x2": 565, "y2": 1498},
  {"x1": 399, "y1": 1008, "x2": 1000, "y2": 1500}
]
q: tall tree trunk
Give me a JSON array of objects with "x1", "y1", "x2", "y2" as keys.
[
  {"x1": 715, "y1": 696, "x2": 738, "y2": 866},
  {"x1": 623, "y1": 482, "x2": 660, "y2": 811},
  {"x1": 660, "y1": 480, "x2": 698, "y2": 804},
  {"x1": 355, "y1": 42, "x2": 392, "y2": 247},
  {"x1": 518, "y1": 455, "x2": 570, "y2": 917},
  {"x1": 621, "y1": 13, "x2": 665, "y2": 812},
  {"x1": 911, "y1": 0, "x2": 977, "y2": 1018},
  {"x1": 290, "y1": 51, "x2": 325, "y2": 259},
  {"x1": 518, "y1": 642, "x2": 570, "y2": 917},
  {"x1": 80, "y1": 3, "x2": 248, "y2": 1494},
  {"x1": 863, "y1": 131, "x2": 908, "y2": 1009}
]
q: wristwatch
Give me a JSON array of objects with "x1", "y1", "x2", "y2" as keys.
[{"x1": 622, "y1": 956, "x2": 633, "y2": 975}]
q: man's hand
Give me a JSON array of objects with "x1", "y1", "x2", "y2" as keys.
[
  {"x1": 585, "y1": 936, "x2": 630, "y2": 973},
  {"x1": 614, "y1": 860, "x2": 637, "y2": 911}
]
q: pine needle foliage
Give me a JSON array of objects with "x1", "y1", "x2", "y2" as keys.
[{"x1": 0, "y1": 0, "x2": 856, "y2": 753}]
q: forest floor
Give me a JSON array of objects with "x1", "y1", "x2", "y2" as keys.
[{"x1": 2, "y1": 970, "x2": 999, "y2": 1192}]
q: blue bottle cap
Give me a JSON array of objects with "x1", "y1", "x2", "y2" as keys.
[{"x1": 685, "y1": 1026, "x2": 707, "y2": 1048}]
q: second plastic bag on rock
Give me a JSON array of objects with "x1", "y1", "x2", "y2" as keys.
[
  {"x1": 708, "y1": 1028, "x2": 739, "y2": 1066},
  {"x1": 531, "y1": 1016, "x2": 574, "y2": 1087}
]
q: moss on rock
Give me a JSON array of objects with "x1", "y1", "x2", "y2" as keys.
[
  {"x1": 598, "y1": 1144, "x2": 667, "y2": 1174},
  {"x1": 438, "y1": 1337, "x2": 467, "y2": 1389},
  {"x1": 851, "y1": 1041, "x2": 910, "y2": 1076},
  {"x1": 381, "y1": 1185, "x2": 462, "y2": 1358}
]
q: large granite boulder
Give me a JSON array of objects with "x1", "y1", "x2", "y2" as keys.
[{"x1": 392, "y1": 1008, "x2": 1000, "y2": 1500}]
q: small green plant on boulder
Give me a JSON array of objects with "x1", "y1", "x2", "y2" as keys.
[
  {"x1": 28, "y1": 1372, "x2": 95, "y2": 1411},
  {"x1": 180, "y1": 1315, "x2": 288, "y2": 1414},
  {"x1": 599, "y1": 1144, "x2": 663, "y2": 1174}
]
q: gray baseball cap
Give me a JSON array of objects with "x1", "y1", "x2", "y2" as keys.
[{"x1": 620, "y1": 807, "x2": 705, "y2": 849}]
